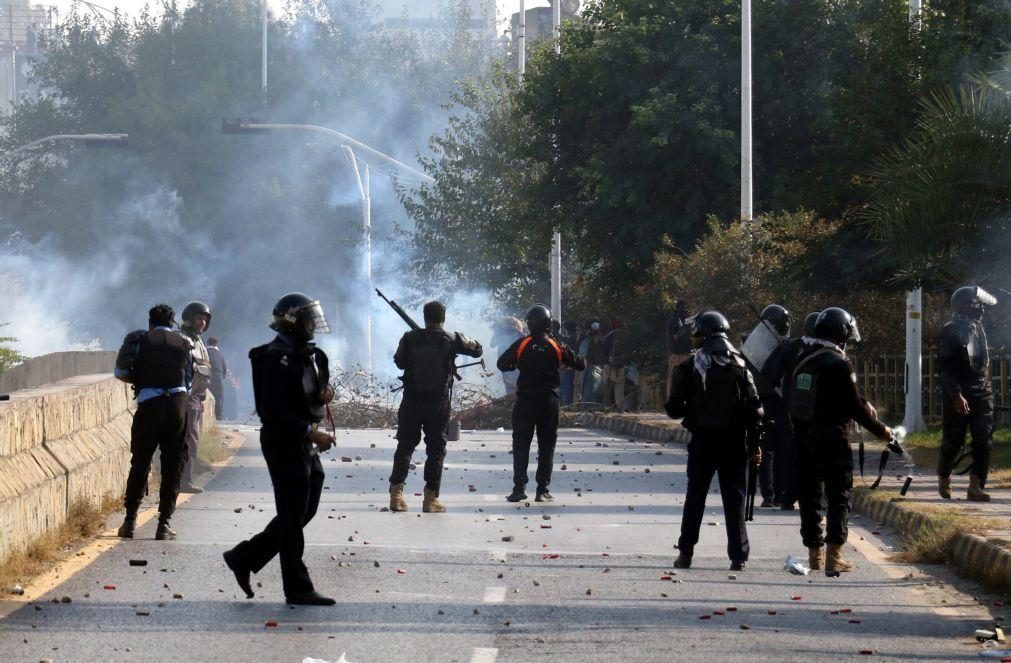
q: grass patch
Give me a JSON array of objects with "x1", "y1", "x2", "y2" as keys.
[
  {"x1": 198, "y1": 424, "x2": 232, "y2": 466},
  {"x1": 902, "y1": 427, "x2": 1011, "y2": 488},
  {"x1": 0, "y1": 495, "x2": 120, "y2": 596}
]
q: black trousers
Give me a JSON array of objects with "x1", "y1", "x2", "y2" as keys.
[
  {"x1": 124, "y1": 393, "x2": 188, "y2": 519},
  {"x1": 209, "y1": 379, "x2": 225, "y2": 420},
  {"x1": 677, "y1": 428, "x2": 749, "y2": 561},
  {"x1": 758, "y1": 419, "x2": 776, "y2": 501},
  {"x1": 390, "y1": 394, "x2": 450, "y2": 493},
  {"x1": 511, "y1": 391, "x2": 560, "y2": 491},
  {"x1": 771, "y1": 405, "x2": 797, "y2": 505},
  {"x1": 797, "y1": 435, "x2": 853, "y2": 547},
  {"x1": 229, "y1": 431, "x2": 324, "y2": 597},
  {"x1": 938, "y1": 393, "x2": 993, "y2": 485}
]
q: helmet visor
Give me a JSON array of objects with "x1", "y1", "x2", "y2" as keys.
[
  {"x1": 976, "y1": 287, "x2": 998, "y2": 307},
  {"x1": 848, "y1": 318, "x2": 862, "y2": 344},
  {"x1": 302, "y1": 301, "x2": 331, "y2": 334}
]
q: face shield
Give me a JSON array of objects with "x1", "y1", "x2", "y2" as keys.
[
  {"x1": 848, "y1": 317, "x2": 862, "y2": 345},
  {"x1": 975, "y1": 287, "x2": 998, "y2": 307},
  {"x1": 300, "y1": 300, "x2": 331, "y2": 335}
]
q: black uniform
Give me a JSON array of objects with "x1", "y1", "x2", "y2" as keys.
[
  {"x1": 665, "y1": 346, "x2": 762, "y2": 563},
  {"x1": 389, "y1": 327, "x2": 483, "y2": 493},
  {"x1": 122, "y1": 328, "x2": 193, "y2": 521},
  {"x1": 227, "y1": 335, "x2": 330, "y2": 598},
  {"x1": 497, "y1": 333, "x2": 585, "y2": 493},
  {"x1": 791, "y1": 343, "x2": 887, "y2": 548},
  {"x1": 759, "y1": 336, "x2": 811, "y2": 507},
  {"x1": 937, "y1": 316, "x2": 993, "y2": 484}
]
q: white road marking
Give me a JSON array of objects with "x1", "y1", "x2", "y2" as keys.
[
  {"x1": 482, "y1": 586, "x2": 507, "y2": 603},
  {"x1": 470, "y1": 647, "x2": 498, "y2": 663},
  {"x1": 483, "y1": 494, "x2": 500, "y2": 502}
]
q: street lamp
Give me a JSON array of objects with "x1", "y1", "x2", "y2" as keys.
[
  {"x1": 0, "y1": 133, "x2": 129, "y2": 162},
  {"x1": 222, "y1": 119, "x2": 432, "y2": 370}
]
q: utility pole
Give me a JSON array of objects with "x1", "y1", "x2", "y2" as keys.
[
  {"x1": 518, "y1": 0, "x2": 526, "y2": 78},
  {"x1": 741, "y1": 0, "x2": 753, "y2": 221},
  {"x1": 550, "y1": 1, "x2": 562, "y2": 322},
  {"x1": 261, "y1": 0, "x2": 268, "y2": 93},
  {"x1": 903, "y1": 0, "x2": 927, "y2": 432}
]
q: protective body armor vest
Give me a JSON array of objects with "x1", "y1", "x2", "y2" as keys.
[
  {"x1": 404, "y1": 329, "x2": 456, "y2": 397},
  {"x1": 688, "y1": 353, "x2": 748, "y2": 429},
  {"x1": 133, "y1": 328, "x2": 193, "y2": 391},
  {"x1": 789, "y1": 346, "x2": 841, "y2": 422}
]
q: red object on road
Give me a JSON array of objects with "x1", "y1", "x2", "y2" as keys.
[
  {"x1": 542, "y1": 554, "x2": 561, "y2": 559},
  {"x1": 103, "y1": 585, "x2": 116, "y2": 590},
  {"x1": 397, "y1": 569, "x2": 406, "y2": 574},
  {"x1": 791, "y1": 596, "x2": 802, "y2": 601},
  {"x1": 264, "y1": 621, "x2": 278, "y2": 627}
]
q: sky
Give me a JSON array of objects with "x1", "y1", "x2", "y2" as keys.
[{"x1": 47, "y1": 0, "x2": 554, "y2": 29}]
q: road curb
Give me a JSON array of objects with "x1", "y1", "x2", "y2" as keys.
[
  {"x1": 576, "y1": 413, "x2": 690, "y2": 444},
  {"x1": 852, "y1": 489, "x2": 1011, "y2": 590},
  {"x1": 584, "y1": 413, "x2": 1011, "y2": 591}
]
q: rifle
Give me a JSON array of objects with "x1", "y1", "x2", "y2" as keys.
[
  {"x1": 376, "y1": 289, "x2": 482, "y2": 382},
  {"x1": 745, "y1": 461, "x2": 758, "y2": 522}
]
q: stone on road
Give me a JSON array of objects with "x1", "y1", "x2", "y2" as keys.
[{"x1": 0, "y1": 425, "x2": 995, "y2": 661}]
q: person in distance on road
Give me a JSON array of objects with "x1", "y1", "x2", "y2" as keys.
[
  {"x1": 388, "y1": 300, "x2": 483, "y2": 514},
  {"x1": 205, "y1": 335, "x2": 231, "y2": 421},
  {"x1": 937, "y1": 286, "x2": 998, "y2": 502},
  {"x1": 665, "y1": 311, "x2": 763, "y2": 572},
  {"x1": 499, "y1": 305, "x2": 586, "y2": 504},
  {"x1": 114, "y1": 303, "x2": 194, "y2": 542},
  {"x1": 790, "y1": 307, "x2": 891, "y2": 577},
  {"x1": 223, "y1": 293, "x2": 337, "y2": 606}
]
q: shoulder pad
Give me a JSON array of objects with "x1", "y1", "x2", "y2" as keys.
[
  {"x1": 729, "y1": 350, "x2": 747, "y2": 368},
  {"x1": 124, "y1": 329, "x2": 147, "y2": 343}
]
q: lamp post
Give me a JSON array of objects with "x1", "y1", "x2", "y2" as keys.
[
  {"x1": 741, "y1": 0, "x2": 753, "y2": 222},
  {"x1": 222, "y1": 119, "x2": 432, "y2": 370},
  {"x1": 0, "y1": 133, "x2": 129, "y2": 162}
]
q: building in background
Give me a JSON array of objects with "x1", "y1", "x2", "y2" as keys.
[
  {"x1": 508, "y1": 0, "x2": 579, "y2": 68},
  {"x1": 0, "y1": 0, "x2": 54, "y2": 112},
  {"x1": 374, "y1": 0, "x2": 497, "y2": 44}
]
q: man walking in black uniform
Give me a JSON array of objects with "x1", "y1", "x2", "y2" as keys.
[
  {"x1": 759, "y1": 310, "x2": 820, "y2": 511},
  {"x1": 790, "y1": 308, "x2": 891, "y2": 576},
  {"x1": 114, "y1": 304, "x2": 194, "y2": 541},
  {"x1": 665, "y1": 312, "x2": 763, "y2": 572},
  {"x1": 937, "y1": 285, "x2": 998, "y2": 502},
  {"x1": 223, "y1": 293, "x2": 336, "y2": 605},
  {"x1": 388, "y1": 301, "x2": 483, "y2": 513},
  {"x1": 499, "y1": 304, "x2": 585, "y2": 503}
]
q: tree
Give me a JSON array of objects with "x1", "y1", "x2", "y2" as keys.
[{"x1": 0, "y1": 324, "x2": 25, "y2": 373}]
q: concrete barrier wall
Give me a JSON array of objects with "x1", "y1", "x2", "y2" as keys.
[
  {"x1": 0, "y1": 373, "x2": 216, "y2": 563},
  {"x1": 0, "y1": 351, "x2": 117, "y2": 394}
]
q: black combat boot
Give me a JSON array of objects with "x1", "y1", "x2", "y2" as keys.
[
  {"x1": 286, "y1": 590, "x2": 336, "y2": 606},
  {"x1": 222, "y1": 549, "x2": 254, "y2": 598},
  {"x1": 506, "y1": 486, "x2": 527, "y2": 503},
  {"x1": 673, "y1": 553, "x2": 692, "y2": 569},
  {"x1": 117, "y1": 513, "x2": 137, "y2": 539},
  {"x1": 155, "y1": 518, "x2": 177, "y2": 541},
  {"x1": 535, "y1": 489, "x2": 554, "y2": 503}
]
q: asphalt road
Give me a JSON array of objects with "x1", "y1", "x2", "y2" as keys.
[{"x1": 0, "y1": 425, "x2": 1003, "y2": 662}]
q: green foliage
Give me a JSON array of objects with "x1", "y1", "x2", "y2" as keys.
[{"x1": 0, "y1": 324, "x2": 25, "y2": 373}]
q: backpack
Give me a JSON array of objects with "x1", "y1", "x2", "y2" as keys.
[
  {"x1": 408, "y1": 331, "x2": 455, "y2": 396},
  {"x1": 789, "y1": 347, "x2": 837, "y2": 422},
  {"x1": 115, "y1": 329, "x2": 147, "y2": 384}
]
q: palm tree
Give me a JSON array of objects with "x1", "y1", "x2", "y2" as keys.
[{"x1": 860, "y1": 71, "x2": 1011, "y2": 287}]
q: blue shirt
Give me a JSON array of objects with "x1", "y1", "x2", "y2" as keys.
[{"x1": 114, "y1": 326, "x2": 194, "y2": 404}]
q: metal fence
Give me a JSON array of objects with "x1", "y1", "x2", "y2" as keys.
[{"x1": 853, "y1": 352, "x2": 1011, "y2": 425}]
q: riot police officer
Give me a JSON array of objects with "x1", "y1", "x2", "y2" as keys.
[
  {"x1": 388, "y1": 301, "x2": 483, "y2": 513},
  {"x1": 115, "y1": 304, "x2": 194, "y2": 541},
  {"x1": 498, "y1": 304, "x2": 585, "y2": 503},
  {"x1": 223, "y1": 293, "x2": 336, "y2": 606},
  {"x1": 791, "y1": 308, "x2": 891, "y2": 576},
  {"x1": 752, "y1": 304, "x2": 791, "y2": 507},
  {"x1": 759, "y1": 310, "x2": 820, "y2": 510},
  {"x1": 938, "y1": 286, "x2": 998, "y2": 502},
  {"x1": 179, "y1": 301, "x2": 213, "y2": 493},
  {"x1": 665, "y1": 312, "x2": 763, "y2": 572}
]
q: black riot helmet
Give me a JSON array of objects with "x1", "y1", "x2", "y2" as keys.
[
  {"x1": 951, "y1": 285, "x2": 997, "y2": 321},
  {"x1": 814, "y1": 307, "x2": 861, "y2": 347},
  {"x1": 761, "y1": 304, "x2": 791, "y2": 336},
  {"x1": 802, "y1": 311, "x2": 820, "y2": 337},
  {"x1": 691, "y1": 311, "x2": 730, "y2": 349},
  {"x1": 181, "y1": 301, "x2": 212, "y2": 332},
  {"x1": 270, "y1": 292, "x2": 331, "y2": 343},
  {"x1": 525, "y1": 304, "x2": 552, "y2": 334}
]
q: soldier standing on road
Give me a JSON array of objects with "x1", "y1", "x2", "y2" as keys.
[
  {"x1": 790, "y1": 308, "x2": 892, "y2": 576},
  {"x1": 206, "y1": 335, "x2": 230, "y2": 421},
  {"x1": 665, "y1": 312, "x2": 763, "y2": 572},
  {"x1": 760, "y1": 311, "x2": 820, "y2": 510},
  {"x1": 603, "y1": 317, "x2": 628, "y2": 411},
  {"x1": 388, "y1": 301, "x2": 483, "y2": 514},
  {"x1": 937, "y1": 286, "x2": 998, "y2": 502},
  {"x1": 114, "y1": 304, "x2": 194, "y2": 541},
  {"x1": 178, "y1": 301, "x2": 213, "y2": 494},
  {"x1": 499, "y1": 305, "x2": 585, "y2": 503},
  {"x1": 751, "y1": 304, "x2": 792, "y2": 508},
  {"x1": 223, "y1": 293, "x2": 337, "y2": 606}
]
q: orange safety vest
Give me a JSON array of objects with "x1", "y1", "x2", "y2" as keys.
[{"x1": 516, "y1": 336, "x2": 563, "y2": 364}]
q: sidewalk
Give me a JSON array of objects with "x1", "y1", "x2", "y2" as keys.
[{"x1": 577, "y1": 412, "x2": 1011, "y2": 593}]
